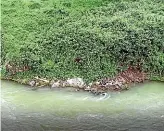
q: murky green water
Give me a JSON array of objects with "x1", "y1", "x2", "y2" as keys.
[{"x1": 1, "y1": 80, "x2": 164, "y2": 131}]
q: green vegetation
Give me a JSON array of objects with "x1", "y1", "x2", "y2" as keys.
[{"x1": 1, "y1": 0, "x2": 164, "y2": 82}]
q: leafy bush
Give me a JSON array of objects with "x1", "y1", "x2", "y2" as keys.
[{"x1": 1, "y1": 0, "x2": 164, "y2": 82}]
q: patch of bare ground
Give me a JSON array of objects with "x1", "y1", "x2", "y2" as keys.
[{"x1": 89, "y1": 66, "x2": 147, "y2": 94}]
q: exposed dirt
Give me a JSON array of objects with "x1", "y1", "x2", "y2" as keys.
[
  {"x1": 5, "y1": 62, "x2": 30, "y2": 75},
  {"x1": 89, "y1": 66, "x2": 147, "y2": 94},
  {"x1": 2, "y1": 64, "x2": 147, "y2": 94}
]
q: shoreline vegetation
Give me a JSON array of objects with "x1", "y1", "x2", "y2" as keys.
[
  {"x1": 1, "y1": 63, "x2": 164, "y2": 94},
  {"x1": 1, "y1": 0, "x2": 164, "y2": 93},
  {"x1": 1, "y1": 65, "x2": 163, "y2": 95}
]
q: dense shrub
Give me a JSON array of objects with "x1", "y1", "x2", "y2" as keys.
[{"x1": 1, "y1": 0, "x2": 164, "y2": 82}]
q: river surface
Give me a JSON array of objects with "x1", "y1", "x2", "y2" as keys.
[{"x1": 1, "y1": 80, "x2": 164, "y2": 131}]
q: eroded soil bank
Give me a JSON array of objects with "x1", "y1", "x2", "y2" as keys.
[{"x1": 2, "y1": 66, "x2": 156, "y2": 94}]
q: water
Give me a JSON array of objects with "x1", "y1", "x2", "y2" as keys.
[{"x1": 1, "y1": 80, "x2": 164, "y2": 131}]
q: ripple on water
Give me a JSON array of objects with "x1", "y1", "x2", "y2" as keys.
[{"x1": 1, "y1": 80, "x2": 164, "y2": 131}]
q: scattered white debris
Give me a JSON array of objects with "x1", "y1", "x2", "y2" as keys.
[
  {"x1": 29, "y1": 80, "x2": 35, "y2": 87},
  {"x1": 51, "y1": 81, "x2": 60, "y2": 88},
  {"x1": 84, "y1": 86, "x2": 91, "y2": 91},
  {"x1": 66, "y1": 78, "x2": 85, "y2": 88}
]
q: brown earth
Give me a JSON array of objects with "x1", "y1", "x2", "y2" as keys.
[
  {"x1": 3, "y1": 62, "x2": 147, "y2": 94},
  {"x1": 89, "y1": 66, "x2": 147, "y2": 94}
]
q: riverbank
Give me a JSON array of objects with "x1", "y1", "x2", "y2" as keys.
[{"x1": 2, "y1": 66, "x2": 164, "y2": 95}]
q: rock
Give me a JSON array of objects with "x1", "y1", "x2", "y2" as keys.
[
  {"x1": 35, "y1": 77, "x2": 49, "y2": 82},
  {"x1": 35, "y1": 82, "x2": 40, "y2": 86},
  {"x1": 51, "y1": 81, "x2": 60, "y2": 88},
  {"x1": 62, "y1": 81, "x2": 68, "y2": 87},
  {"x1": 90, "y1": 81, "x2": 100, "y2": 88},
  {"x1": 29, "y1": 80, "x2": 36, "y2": 87},
  {"x1": 90, "y1": 88, "x2": 98, "y2": 94},
  {"x1": 115, "y1": 81, "x2": 122, "y2": 87},
  {"x1": 66, "y1": 78, "x2": 85, "y2": 88},
  {"x1": 84, "y1": 86, "x2": 91, "y2": 91},
  {"x1": 49, "y1": 80, "x2": 55, "y2": 86}
]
